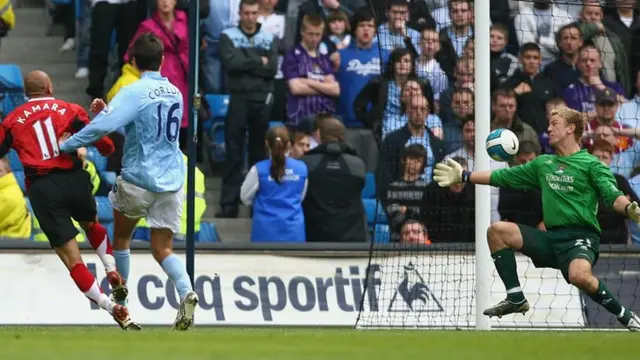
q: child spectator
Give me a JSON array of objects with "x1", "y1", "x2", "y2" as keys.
[
  {"x1": 327, "y1": 10, "x2": 351, "y2": 50},
  {"x1": 490, "y1": 23, "x2": 519, "y2": 84},
  {"x1": 383, "y1": 144, "x2": 429, "y2": 242},
  {"x1": 415, "y1": 28, "x2": 449, "y2": 105},
  {"x1": 241, "y1": 126, "x2": 308, "y2": 242},
  {"x1": 290, "y1": 131, "x2": 311, "y2": 158}
]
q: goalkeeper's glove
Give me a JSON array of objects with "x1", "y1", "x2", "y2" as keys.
[
  {"x1": 625, "y1": 202, "x2": 640, "y2": 223},
  {"x1": 433, "y1": 158, "x2": 467, "y2": 187}
]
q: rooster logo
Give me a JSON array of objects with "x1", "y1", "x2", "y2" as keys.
[{"x1": 388, "y1": 262, "x2": 443, "y2": 312}]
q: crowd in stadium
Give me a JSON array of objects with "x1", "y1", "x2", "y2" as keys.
[{"x1": 4, "y1": 0, "x2": 640, "y2": 245}]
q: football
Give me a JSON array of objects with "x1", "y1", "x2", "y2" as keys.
[{"x1": 486, "y1": 128, "x2": 519, "y2": 162}]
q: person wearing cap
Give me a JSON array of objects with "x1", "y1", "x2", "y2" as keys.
[{"x1": 584, "y1": 86, "x2": 632, "y2": 151}]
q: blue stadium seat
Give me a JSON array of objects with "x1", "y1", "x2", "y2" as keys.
[
  {"x1": 13, "y1": 171, "x2": 26, "y2": 193},
  {"x1": 86, "y1": 147, "x2": 107, "y2": 172},
  {"x1": 132, "y1": 227, "x2": 150, "y2": 241},
  {"x1": 197, "y1": 222, "x2": 219, "y2": 242},
  {"x1": 7, "y1": 150, "x2": 22, "y2": 171},
  {"x1": 101, "y1": 171, "x2": 117, "y2": 187},
  {"x1": 373, "y1": 224, "x2": 390, "y2": 244},
  {"x1": 96, "y1": 197, "x2": 113, "y2": 222},
  {"x1": 0, "y1": 64, "x2": 26, "y2": 121},
  {"x1": 207, "y1": 94, "x2": 230, "y2": 119},
  {"x1": 105, "y1": 222, "x2": 114, "y2": 241},
  {"x1": 362, "y1": 172, "x2": 376, "y2": 198},
  {"x1": 362, "y1": 198, "x2": 387, "y2": 226},
  {"x1": 269, "y1": 121, "x2": 284, "y2": 128}
]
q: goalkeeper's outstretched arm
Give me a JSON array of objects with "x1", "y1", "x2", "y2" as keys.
[{"x1": 433, "y1": 158, "x2": 538, "y2": 190}]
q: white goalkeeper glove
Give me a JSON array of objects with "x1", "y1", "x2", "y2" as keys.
[
  {"x1": 433, "y1": 158, "x2": 466, "y2": 187},
  {"x1": 626, "y1": 202, "x2": 640, "y2": 223}
]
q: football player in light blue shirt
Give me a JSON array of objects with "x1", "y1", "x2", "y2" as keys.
[{"x1": 60, "y1": 33, "x2": 198, "y2": 331}]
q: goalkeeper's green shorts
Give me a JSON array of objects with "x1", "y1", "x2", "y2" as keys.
[{"x1": 517, "y1": 224, "x2": 600, "y2": 282}]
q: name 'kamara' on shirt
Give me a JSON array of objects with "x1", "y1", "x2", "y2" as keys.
[{"x1": 490, "y1": 149, "x2": 623, "y2": 233}]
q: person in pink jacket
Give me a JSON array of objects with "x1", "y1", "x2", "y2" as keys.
[{"x1": 126, "y1": 0, "x2": 190, "y2": 150}]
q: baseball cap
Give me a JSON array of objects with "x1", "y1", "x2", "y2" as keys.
[{"x1": 595, "y1": 87, "x2": 617, "y2": 105}]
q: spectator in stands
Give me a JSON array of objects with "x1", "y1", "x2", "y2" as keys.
[
  {"x1": 380, "y1": 0, "x2": 437, "y2": 33},
  {"x1": 590, "y1": 139, "x2": 639, "y2": 244},
  {"x1": 327, "y1": 10, "x2": 351, "y2": 50},
  {"x1": 502, "y1": 42, "x2": 557, "y2": 134},
  {"x1": 490, "y1": 23, "x2": 518, "y2": 84},
  {"x1": 202, "y1": 0, "x2": 239, "y2": 93},
  {"x1": 498, "y1": 141, "x2": 544, "y2": 230},
  {"x1": 439, "y1": 0, "x2": 474, "y2": 57},
  {"x1": 430, "y1": 0, "x2": 450, "y2": 32},
  {"x1": 0, "y1": 157, "x2": 31, "y2": 239},
  {"x1": 301, "y1": 116, "x2": 367, "y2": 243},
  {"x1": 258, "y1": 0, "x2": 287, "y2": 122},
  {"x1": 576, "y1": 0, "x2": 631, "y2": 96},
  {"x1": 335, "y1": 9, "x2": 387, "y2": 172},
  {"x1": 74, "y1": 0, "x2": 92, "y2": 79},
  {"x1": 284, "y1": 14, "x2": 340, "y2": 129},
  {"x1": 354, "y1": 48, "x2": 434, "y2": 145},
  {"x1": 399, "y1": 79, "x2": 442, "y2": 138},
  {"x1": 399, "y1": 219, "x2": 431, "y2": 245},
  {"x1": 76, "y1": 147, "x2": 109, "y2": 197},
  {"x1": 491, "y1": 88, "x2": 541, "y2": 154},
  {"x1": 415, "y1": 28, "x2": 449, "y2": 105},
  {"x1": 241, "y1": 126, "x2": 308, "y2": 242},
  {"x1": 592, "y1": 124, "x2": 640, "y2": 179},
  {"x1": 86, "y1": 0, "x2": 138, "y2": 99},
  {"x1": 377, "y1": 94, "x2": 446, "y2": 197},
  {"x1": 0, "y1": 0, "x2": 14, "y2": 48},
  {"x1": 382, "y1": 144, "x2": 428, "y2": 242},
  {"x1": 293, "y1": 0, "x2": 360, "y2": 49},
  {"x1": 439, "y1": 55, "x2": 477, "y2": 126},
  {"x1": 126, "y1": 0, "x2": 191, "y2": 150},
  {"x1": 58, "y1": 4, "x2": 75, "y2": 52},
  {"x1": 563, "y1": 45, "x2": 626, "y2": 116},
  {"x1": 442, "y1": 86, "x2": 474, "y2": 152},
  {"x1": 604, "y1": 0, "x2": 639, "y2": 64},
  {"x1": 377, "y1": 0, "x2": 421, "y2": 54},
  {"x1": 217, "y1": 0, "x2": 279, "y2": 218},
  {"x1": 540, "y1": 98, "x2": 567, "y2": 154},
  {"x1": 585, "y1": 87, "x2": 631, "y2": 151},
  {"x1": 421, "y1": 156, "x2": 474, "y2": 243},
  {"x1": 543, "y1": 23, "x2": 584, "y2": 93},
  {"x1": 616, "y1": 69, "x2": 640, "y2": 129},
  {"x1": 514, "y1": 0, "x2": 573, "y2": 67},
  {"x1": 290, "y1": 131, "x2": 311, "y2": 158}
]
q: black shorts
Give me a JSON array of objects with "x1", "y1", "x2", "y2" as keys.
[{"x1": 29, "y1": 169, "x2": 97, "y2": 248}]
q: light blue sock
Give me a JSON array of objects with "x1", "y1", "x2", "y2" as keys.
[
  {"x1": 113, "y1": 249, "x2": 130, "y2": 306},
  {"x1": 161, "y1": 254, "x2": 192, "y2": 300}
]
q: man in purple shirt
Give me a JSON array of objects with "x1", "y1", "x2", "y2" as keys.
[
  {"x1": 283, "y1": 13, "x2": 340, "y2": 127},
  {"x1": 563, "y1": 44, "x2": 626, "y2": 117}
]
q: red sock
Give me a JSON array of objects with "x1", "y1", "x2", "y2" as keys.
[
  {"x1": 86, "y1": 222, "x2": 113, "y2": 255},
  {"x1": 70, "y1": 264, "x2": 109, "y2": 309}
]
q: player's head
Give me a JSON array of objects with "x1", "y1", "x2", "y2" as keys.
[
  {"x1": 131, "y1": 32, "x2": 164, "y2": 73},
  {"x1": 589, "y1": 138, "x2": 615, "y2": 166},
  {"x1": 318, "y1": 115, "x2": 345, "y2": 143},
  {"x1": 515, "y1": 141, "x2": 540, "y2": 165},
  {"x1": 265, "y1": 126, "x2": 291, "y2": 184},
  {"x1": 24, "y1": 70, "x2": 53, "y2": 98},
  {"x1": 401, "y1": 144, "x2": 426, "y2": 178},
  {"x1": 547, "y1": 106, "x2": 586, "y2": 147}
]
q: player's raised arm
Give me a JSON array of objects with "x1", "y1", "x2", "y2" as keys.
[
  {"x1": 433, "y1": 157, "x2": 539, "y2": 190},
  {"x1": 59, "y1": 87, "x2": 139, "y2": 153},
  {"x1": 590, "y1": 159, "x2": 640, "y2": 223}
]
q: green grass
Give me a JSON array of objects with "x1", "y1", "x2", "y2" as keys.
[{"x1": 0, "y1": 327, "x2": 638, "y2": 360}]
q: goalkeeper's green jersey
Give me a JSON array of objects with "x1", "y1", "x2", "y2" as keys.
[{"x1": 490, "y1": 149, "x2": 623, "y2": 233}]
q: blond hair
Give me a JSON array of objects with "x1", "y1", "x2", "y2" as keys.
[{"x1": 550, "y1": 107, "x2": 586, "y2": 142}]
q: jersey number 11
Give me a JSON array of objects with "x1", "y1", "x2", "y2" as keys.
[{"x1": 33, "y1": 117, "x2": 60, "y2": 160}]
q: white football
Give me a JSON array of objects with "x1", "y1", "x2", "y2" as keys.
[{"x1": 485, "y1": 128, "x2": 519, "y2": 162}]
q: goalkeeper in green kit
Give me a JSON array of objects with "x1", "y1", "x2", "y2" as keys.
[{"x1": 433, "y1": 107, "x2": 640, "y2": 331}]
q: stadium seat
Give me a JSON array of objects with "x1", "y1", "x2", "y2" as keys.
[
  {"x1": 362, "y1": 172, "x2": 376, "y2": 198},
  {"x1": 0, "y1": 64, "x2": 26, "y2": 121},
  {"x1": 13, "y1": 170, "x2": 26, "y2": 193},
  {"x1": 132, "y1": 227, "x2": 150, "y2": 241},
  {"x1": 269, "y1": 121, "x2": 284, "y2": 128},
  {"x1": 7, "y1": 150, "x2": 22, "y2": 171},
  {"x1": 373, "y1": 224, "x2": 390, "y2": 244},
  {"x1": 197, "y1": 222, "x2": 219, "y2": 242},
  {"x1": 105, "y1": 222, "x2": 114, "y2": 241},
  {"x1": 101, "y1": 171, "x2": 117, "y2": 187},
  {"x1": 86, "y1": 146, "x2": 107, "y2": 172},
  {"x1": 362, "y1": 198, "x2": 387, "y2": 226},
  {"x1": 206, "y1": 94, "x2": 230, "y2": 119},
  {"x1": 95, "y1": 197, "x2": 113, "y2": 222}
]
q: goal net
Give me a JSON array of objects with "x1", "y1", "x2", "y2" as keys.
[{"x1": 356, "y1": 0, "x2": 640, "y2": 330}]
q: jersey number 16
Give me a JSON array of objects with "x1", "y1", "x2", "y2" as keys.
[{"x1": 157, "y1": 102, "x2": 180, "y2": 142}]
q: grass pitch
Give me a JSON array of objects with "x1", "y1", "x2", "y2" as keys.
[{"x1": 0, "y1": 327, "x2": 638, "y2": 360}]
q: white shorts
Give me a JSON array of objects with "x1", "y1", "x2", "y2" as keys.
[{"x1": 108, "y1": 176, "x2": 183, "y2": 234}]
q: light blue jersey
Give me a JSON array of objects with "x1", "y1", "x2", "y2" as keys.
[{"x1": 60, "y1": 72, "x2": 185, "y2": 193}]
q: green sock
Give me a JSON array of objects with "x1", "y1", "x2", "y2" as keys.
[
  {"x1": 491, "y1": 248, "x2": 525, "y2": 303},
  {"x1": 588, "y1": 280, "x2": 630, "y2": 324}
]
